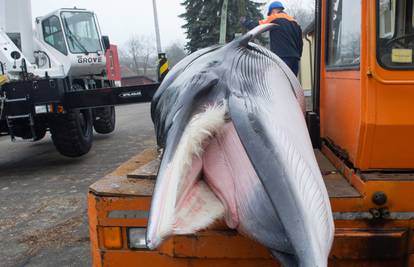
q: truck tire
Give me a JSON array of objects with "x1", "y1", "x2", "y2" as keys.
[
  {"x1": 50, "y1": 109, "x2": 94, "y2": 157},
  {"x1": 93, "y1": 106, "x2": 116, "y2": 134}
]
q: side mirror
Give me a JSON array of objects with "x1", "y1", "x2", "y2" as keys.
[{"x1": 102, "y1": 36, "x2": 111, "y2": 51}]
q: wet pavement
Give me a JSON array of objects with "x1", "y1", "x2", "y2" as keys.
[{"x1": 0, "y1": 103, "x2": 156, "y2": 267}]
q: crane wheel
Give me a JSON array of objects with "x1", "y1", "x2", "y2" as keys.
[
  {"x1": 50, "y1": 109, "x2": 94, "y2": 157},
  {"x1": 93, "y1": 106, "x2": 116, "y2": 134}
]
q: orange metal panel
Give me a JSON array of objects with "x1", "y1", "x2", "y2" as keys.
[
  {"x1": 95, "y1": 196, "x2": 151, "y2": 227},
  {"x1": 159, "y1": 231, "x2": 273, "y2": 259},
  {"x1": 408, "y1": 254, "x2": 414, "y2": 266},
  {"x1": 319, "y1": 0, "x2": 414, "y2": 170},
  {"x1": 320, "y1": 71, "x2": 362, "y2": 164},
  {"x1": 361, "y1": 0, "x2": 414, "y2": 170},
  {"x1": 329, "y1": 260, "x2": 407, "y2": 267},
  {"x1": 331, "y1": 228, "x2": 409, "y2": 260},
  {"x1": 88, "y1": 190, "x2": 414, "y2": 264},
  {"x1": 101, "y1": 251, "x2": 279, "y2": 267},
  {"x1": 101, "y1": 250, "x2": 408, "y2": 267},
  {"x1": 361, "y1": 78, "x2": 414, "y2": 169},
  {"x1": 87, "y1": 144, "x2": 414, "y2": 266},
  {"x1": 319, "y1": 0, "x2": 363, "y2": 166},
  {"x1": 88, "y1": 194, "x2": 103, "y2": 267},
  {"x1": 322, "y1": 144, "x2": 414, "y2": 212}
]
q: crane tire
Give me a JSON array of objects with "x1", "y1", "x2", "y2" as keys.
[
  {"x1": 50, "y1": 109, "x2": 94, "y2": 157},
  {"x1": 93, "y1": 106, "x2": 116, "y2": 134}
]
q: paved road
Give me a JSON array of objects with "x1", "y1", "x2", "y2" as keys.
[{"x1": 0, "y1": 104, "x2": 156, "y2": 267}]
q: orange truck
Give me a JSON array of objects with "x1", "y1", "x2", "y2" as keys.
[{"x1": 88, "y1": 0, "x2": 414, "y2": 266}]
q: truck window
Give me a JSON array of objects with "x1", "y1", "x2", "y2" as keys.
[
  {"x1": 42, "y1": 16, "x2": 68, "y2": 55},
  {"x1": 61, "y1": 12, "x2": 102, "y2": 54},
  {"x1": 377, "y1": 0, "x2": 414, "y2": 69},
  {"x1": 326, "y1": 0, "x2": 361, "y2": 68},
  {"x1": 379, "y1": 0, "x2": 396, "y2": 38}
]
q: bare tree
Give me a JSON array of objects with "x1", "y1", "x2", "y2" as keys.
[
  {"x1": 122, "y1": 35, "x2": 157, "y2": 76},
  {"x1": 284, "y1": 0, "x2": 314, "y2": 28},
  {"x1": 140, "y1": 36, "x2": 157, "y2": 76},
  {"x1": 126, "y1": 37, "x2": 141, "y2": 73},
  {"x1": 165, "y1": 42, "x2": 187, "y2": 67},
  {"x1": 259, "y1": 0, "x2": 314, "y2": 28}
]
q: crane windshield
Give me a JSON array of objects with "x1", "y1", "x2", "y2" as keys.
[
  {"x1": 61, "y1": 11, "x2": 102, "y2": 54},
  {"x1": 377, "y1": 0, "x2": 414, "y2": 69}
]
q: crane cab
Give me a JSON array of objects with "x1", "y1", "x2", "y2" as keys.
[
  {"x1": 34, "y1": 8, "x2": 110, "y2": 77},
  {"x1": 313, "y1": 0, "x2": 414, "y2": 170}
]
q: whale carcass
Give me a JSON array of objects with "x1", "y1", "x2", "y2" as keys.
[{"x1": 147, "y1": 24, "x2": 334, "y2": 267}]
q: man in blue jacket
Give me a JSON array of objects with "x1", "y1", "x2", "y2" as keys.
[{"x1": 241, "y1": 1, "x2": 303, "y2": 76}]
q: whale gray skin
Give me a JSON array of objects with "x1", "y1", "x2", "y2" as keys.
[{"x1": 147, "y1": 24, "x2": 334, "y2": 267}]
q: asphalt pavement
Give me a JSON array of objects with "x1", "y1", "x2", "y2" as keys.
[{"x1": 0, "y1": 103, "x2": 156, "y2": 267}]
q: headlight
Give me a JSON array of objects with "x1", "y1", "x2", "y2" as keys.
[
  {"x1": 35, "y1": 105, "x2": 48, "y2": 114},
  {"x1": 127, "y1": 228, "x2": 148, "y2": 249}
]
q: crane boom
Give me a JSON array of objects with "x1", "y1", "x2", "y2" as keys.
[{"x1": 0, "y1": 0, "x2": 35, "y2": 63}]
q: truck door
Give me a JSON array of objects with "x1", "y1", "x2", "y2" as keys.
[
  {"x1": 319, "y1": 0, "x2": 362, "y2": 164},
  {"x1": 42, "y1": 15, "x2": 68, "y2": 55},
  {"x1": 317, "y1": 0, "x2": 414, "y2": 170}
]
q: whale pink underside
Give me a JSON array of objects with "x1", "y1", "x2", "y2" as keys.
[{"x1": 174, "y1": 122, "x2": 264, "y2": 234}]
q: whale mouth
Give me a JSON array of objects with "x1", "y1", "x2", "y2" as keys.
[{"x1": 146, "y1": 104, "x2": 261, "y2": 249}]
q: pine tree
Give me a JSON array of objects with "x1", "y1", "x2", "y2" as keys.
[{"x1": 180, "y1": 0, "x2": 264, "y2": 52}]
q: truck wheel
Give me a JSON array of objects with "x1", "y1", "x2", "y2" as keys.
[
  {"x1": 93, "y1": 106, "x2": 116, "y2": 134},
  {"x1": 50, "y1": 109, "x2": 94, "y2": 157}
]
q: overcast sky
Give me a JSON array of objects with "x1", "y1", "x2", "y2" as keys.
[
  {"x1": 31, "y1": 0, "x2": 311, "y2": 49},
  {"x1": 31, "y1": 0, "x2": 187, "y2": 49}
]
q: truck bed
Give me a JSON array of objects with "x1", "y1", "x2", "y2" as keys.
[
  {"x1": 88, "y1": 148, "x2": 412, "y2": 267},
  {"x1": 89, "y1": 148, "x2": 361, "y2": 199}
]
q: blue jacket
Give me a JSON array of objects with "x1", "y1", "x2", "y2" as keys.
[{"x1": 243, "y1": 12, "x2": 303, "y2": 59}]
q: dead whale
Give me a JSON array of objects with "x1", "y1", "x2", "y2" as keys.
[{"x1": 147, "y1": 24, "x2": 334, "y2": 267}]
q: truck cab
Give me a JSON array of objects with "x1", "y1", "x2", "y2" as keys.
[
  {"x1": 34, "y1": 8, "x2": 109, "y2": 78},
  {"x1": 0, "y1": 4, "x2": 110, "y2": 80},
  {"x1": 316, "y1": 0, "x2": 414, "y2": 170},
  {"x1": 88, "y1": 0, "x2": 414, "y2": 266}
]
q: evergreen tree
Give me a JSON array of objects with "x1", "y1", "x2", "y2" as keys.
[{"x1": 180, "y1": 0, "x2": 264, "y2": 52}]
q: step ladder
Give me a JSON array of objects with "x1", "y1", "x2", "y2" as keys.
[{"x1": 3, "y1": 96, "x2": 38, "y2": 142}]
